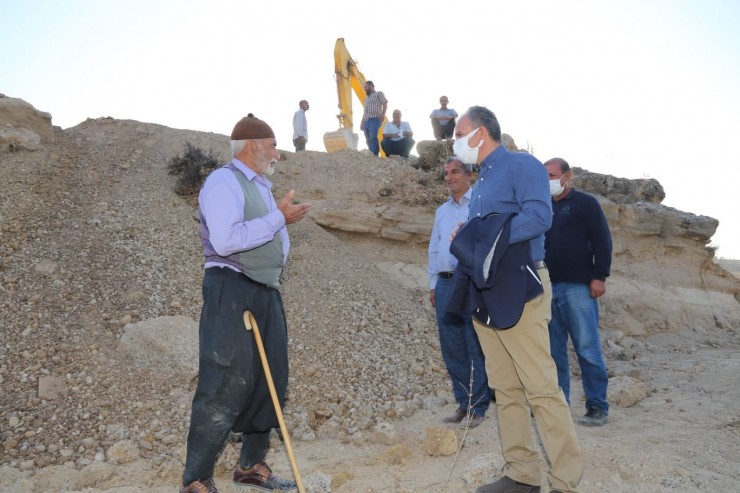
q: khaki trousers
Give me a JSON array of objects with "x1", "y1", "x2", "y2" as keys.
[{"x1": 473, "y1": 268, "x2": 582, "y2": 492}]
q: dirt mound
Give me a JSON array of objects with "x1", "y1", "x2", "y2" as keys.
[{"x1": 1, "y1": 118, "x2": 738, "y2": 492}]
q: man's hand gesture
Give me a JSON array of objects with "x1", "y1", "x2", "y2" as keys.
[{"x1": 278, "y1": 189, "x2": 311, "y2": 225}]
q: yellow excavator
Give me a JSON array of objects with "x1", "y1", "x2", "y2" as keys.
[{"x1": 323, "y1": 38, "x2": 387, "y2": 154}]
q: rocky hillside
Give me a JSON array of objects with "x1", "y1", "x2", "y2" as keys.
[{"x1": 1, "y1": 98, "x2": 739, "y2": 492}]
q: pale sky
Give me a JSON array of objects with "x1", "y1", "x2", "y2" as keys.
[{"x1": 2, "y1": 0, "x2": 739, "y2": 258}]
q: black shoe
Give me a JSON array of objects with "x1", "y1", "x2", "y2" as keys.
[
  {"x1": 459, "y1": 414, "x2": 486, "y2": 429},
  {"x1": 442, "y1": 408, "x2": 467, "y2": 423},
  {"x1": 577, "y1": 407, "x2": 608, "y2": 427},
  {"x1": 475, "y1": 476, "x2": 540, "y2": 493}
]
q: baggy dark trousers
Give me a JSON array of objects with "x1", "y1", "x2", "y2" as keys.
[{"x1": 183, "y1": 267, "x2": 289, "y2": 485}]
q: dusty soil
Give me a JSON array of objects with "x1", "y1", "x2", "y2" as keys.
[{"x1": 0, "y1": 119, "x2": 738, "y2": 492}]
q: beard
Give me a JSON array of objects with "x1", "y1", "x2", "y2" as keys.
[{"x1": 263, "y1": 158, "x2": 277, "y2": 176}]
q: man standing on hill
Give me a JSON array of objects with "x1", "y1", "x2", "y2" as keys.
[
  {"x1": 545, "y1": 157, "x2": 612, "y2": 427},
  {"x1": 179, "y1": 115, "x2": 310, "y2": 493},
  {"x1": 292, "y1": 100, "x2": 309, "y2": 151},
  {"x1": 430, "y1": 96, "x2": 458, "y2": 140},
  {"x1": 359, "y1": 80, "x2": 387, "y2": 156},
  {"x1": 453, "y1": 106, "x2": 582, "y2": 493},
  {"x1": 428, "y1": 157, "x2": 492, "y2": 429}
]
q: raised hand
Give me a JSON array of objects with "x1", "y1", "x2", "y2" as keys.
[{"x1": 278, "y1": 189, "x2": 311, "y2": 225}]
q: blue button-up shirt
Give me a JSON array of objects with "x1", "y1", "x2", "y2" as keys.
[
  {"x1": 468, "y1": 145, "x2": 552, "y2": 261},
  {"x1": 428, "y1": 187, "x2": 472, "y2": 289}
]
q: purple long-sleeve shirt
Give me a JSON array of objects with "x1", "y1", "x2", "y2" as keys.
[{"x1": 200, "y1": 158, "x2": 289, "y2": 270}]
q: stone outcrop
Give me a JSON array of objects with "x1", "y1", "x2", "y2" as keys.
[
  {"x1": 0, "y1": 94, "x2": 53, "y2": 151},
  {"x1": 313, "y1": 201, "x2": 433, "y2": 244},
  {"x1": 309, "y1": 144, "x2": 740, "y2": 338}
]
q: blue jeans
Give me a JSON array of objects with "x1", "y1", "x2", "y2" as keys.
[
  {"x1": 363, "y1": 117, "x2": 381, "y2": 155},
  {"x1": 435, "y1": 278, "x2": 492, "y2": 415},
  {"x1": 548, "y1": 282, "x2": 609, "y2": 413}
]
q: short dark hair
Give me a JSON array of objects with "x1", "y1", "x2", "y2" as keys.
[
  {"x1": 446, "y1": 156, "x2": 473, "y2": 174},
  {"x1": 544, "y1": 157, "x2": 570, "y2": 174},
  {"x1": 365, "y1": 80, "x2": 374, "y2": 87},
  {"x1": 465, "y1": 106, "x2": 502, "y2": 142}
]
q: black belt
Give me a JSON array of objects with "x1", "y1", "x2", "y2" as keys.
[
  {"x1": 205, "y1": 266, "x2": 277, "y2": 290},
  {"x1": 440, "y1": 262, "x2": 543, "y2": 280}
]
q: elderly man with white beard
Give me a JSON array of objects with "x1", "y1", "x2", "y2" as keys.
[{"x1": 179, "y1": 115, "x2": 310, "y2": 493}]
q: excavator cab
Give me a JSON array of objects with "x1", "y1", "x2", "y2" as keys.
[{"x1": 323, "y1": 38, "x2": 386, "y2": 155}]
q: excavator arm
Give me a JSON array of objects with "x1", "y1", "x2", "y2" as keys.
[{"x1": 324, "y1": 38, "x2": 387, "y2": 154}]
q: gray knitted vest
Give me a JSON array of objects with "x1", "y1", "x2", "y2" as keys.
[{"x1": 200, "y1": 164, "x2": 284, "y2": 288}]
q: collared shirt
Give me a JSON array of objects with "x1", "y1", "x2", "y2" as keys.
[
  {"x1": 468, "y1": 145, "x2": 552, "y2": 261},
  {"x1": 382, "y1": 121, "x2": 412, "y2": 142},
  {"x1": 429, "y1": 108, "x2": 458, "y2": 124},
  {"x1": 428, "y1": 187, "x2": 472, "y2": 289},
  {"x1": 200, "y1": 158, "x2": 290, "y2": 271},
  {"x1": 362, "y1": 91, "x2": 387, "y2": 121},
  {"x1": 292, "y1": 109, "x2": 307, "y2": 140}
]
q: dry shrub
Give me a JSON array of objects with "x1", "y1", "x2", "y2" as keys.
[{"x1": 167, "y1": 141, "x2": 221, "y2": 196}]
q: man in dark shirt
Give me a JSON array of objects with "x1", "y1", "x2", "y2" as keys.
[{"x1": 544, "y1": 157, "x2": 612, "y2": 427}]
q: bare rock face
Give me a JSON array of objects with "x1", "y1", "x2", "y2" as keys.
[
  {"x1": 572, "y1": 166, "x2": 665, "y2": 204},
  {"x1": 308, "y1": 143, "x2": 740, "y2": 337},
  {"x1": 597, "y1": 195, "x2": 739, "y2": 335},
  {"x1": 313, "y1": 201, "x2": 433, "y2": 245},
  {"x1": 0, "y1": 94, "x2": 53, "y2": 151}
]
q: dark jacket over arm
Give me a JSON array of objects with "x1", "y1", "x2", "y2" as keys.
[{"x1": 444, "y1": 212, "x2": 544, "y2": 329}]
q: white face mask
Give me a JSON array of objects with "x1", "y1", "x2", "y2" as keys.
[
  {"x1": 549, "y1": 178, "x2": 565, "y2": 196},
  {"x1": 452, "y1": 127, "x2": 483, "y2": 165}
]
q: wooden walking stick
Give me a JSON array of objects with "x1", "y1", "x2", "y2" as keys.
[{"x1": 243, "y1": 311, "x2": 306, "y2": 493}]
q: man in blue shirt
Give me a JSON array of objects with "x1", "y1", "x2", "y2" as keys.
[
  {"x1": 453, "y1": 107, "x2": 582, "y2": 493},
  {"x1": 545, "y1": 157, "x2": 612, "y2": 427},
  {"x1": 428, "y1": 157, "x2": 492, "y2": 429}
]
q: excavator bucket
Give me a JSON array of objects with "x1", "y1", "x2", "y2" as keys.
[{"x1": 323, "y1": 129, "x2": 359, "y2": 153}]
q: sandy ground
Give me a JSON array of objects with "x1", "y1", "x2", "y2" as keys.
[{"x1": 1, "y1": 120, "x2": 738, "y2": 492}]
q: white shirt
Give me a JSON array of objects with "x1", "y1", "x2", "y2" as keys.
[
  {"x1": 292, "y1": 109, "x2": 307, "y2": 140},
  {"x1": 382, "y1": 121, "x2": 412, "y2": 142}
]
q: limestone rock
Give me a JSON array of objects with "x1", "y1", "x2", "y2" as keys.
[
  {"x1": 116, "y1": 315, "x2": 199, "y2": 377},
  {"x1": 106, "y1": 440, "x2": 139, "y2": 464},
  {"x1": 0, "y1": 95, "x2": 53, "y2": 151},
  {"x1": 33, "y1": 259, "x2": 58, "y2": 276},
  {"x1": 608, "y1": 375, "x2": 647, "y2": 407},
  {"x1": 75, "y1": 461, "x2": 116, "y2": 489},
  {"x1": 0, "y1": 127, "x2": 42, "y2": 152},
  {"x1": 302, "y1": 472, "x2": 332, "y2": 493},
  {"x1": 368, "y1": 421, "x2": 399, "y2": 445},
  {"x1": 572, "y1": 167, "x2": 665, "y2": 203},
  {"x1": 424, "y1": 426, "x2": 458, "y2": 456},
  {"x1": 313, "y1": 201, "x2": 432, "y2": 245},
  {"x1": 38, "y1": 375, "x2": 66, "y2": 400}
]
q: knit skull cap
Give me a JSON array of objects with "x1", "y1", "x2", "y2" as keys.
[{"x1": 231, "y1": 115, "x2": 275, "y2": 140}]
